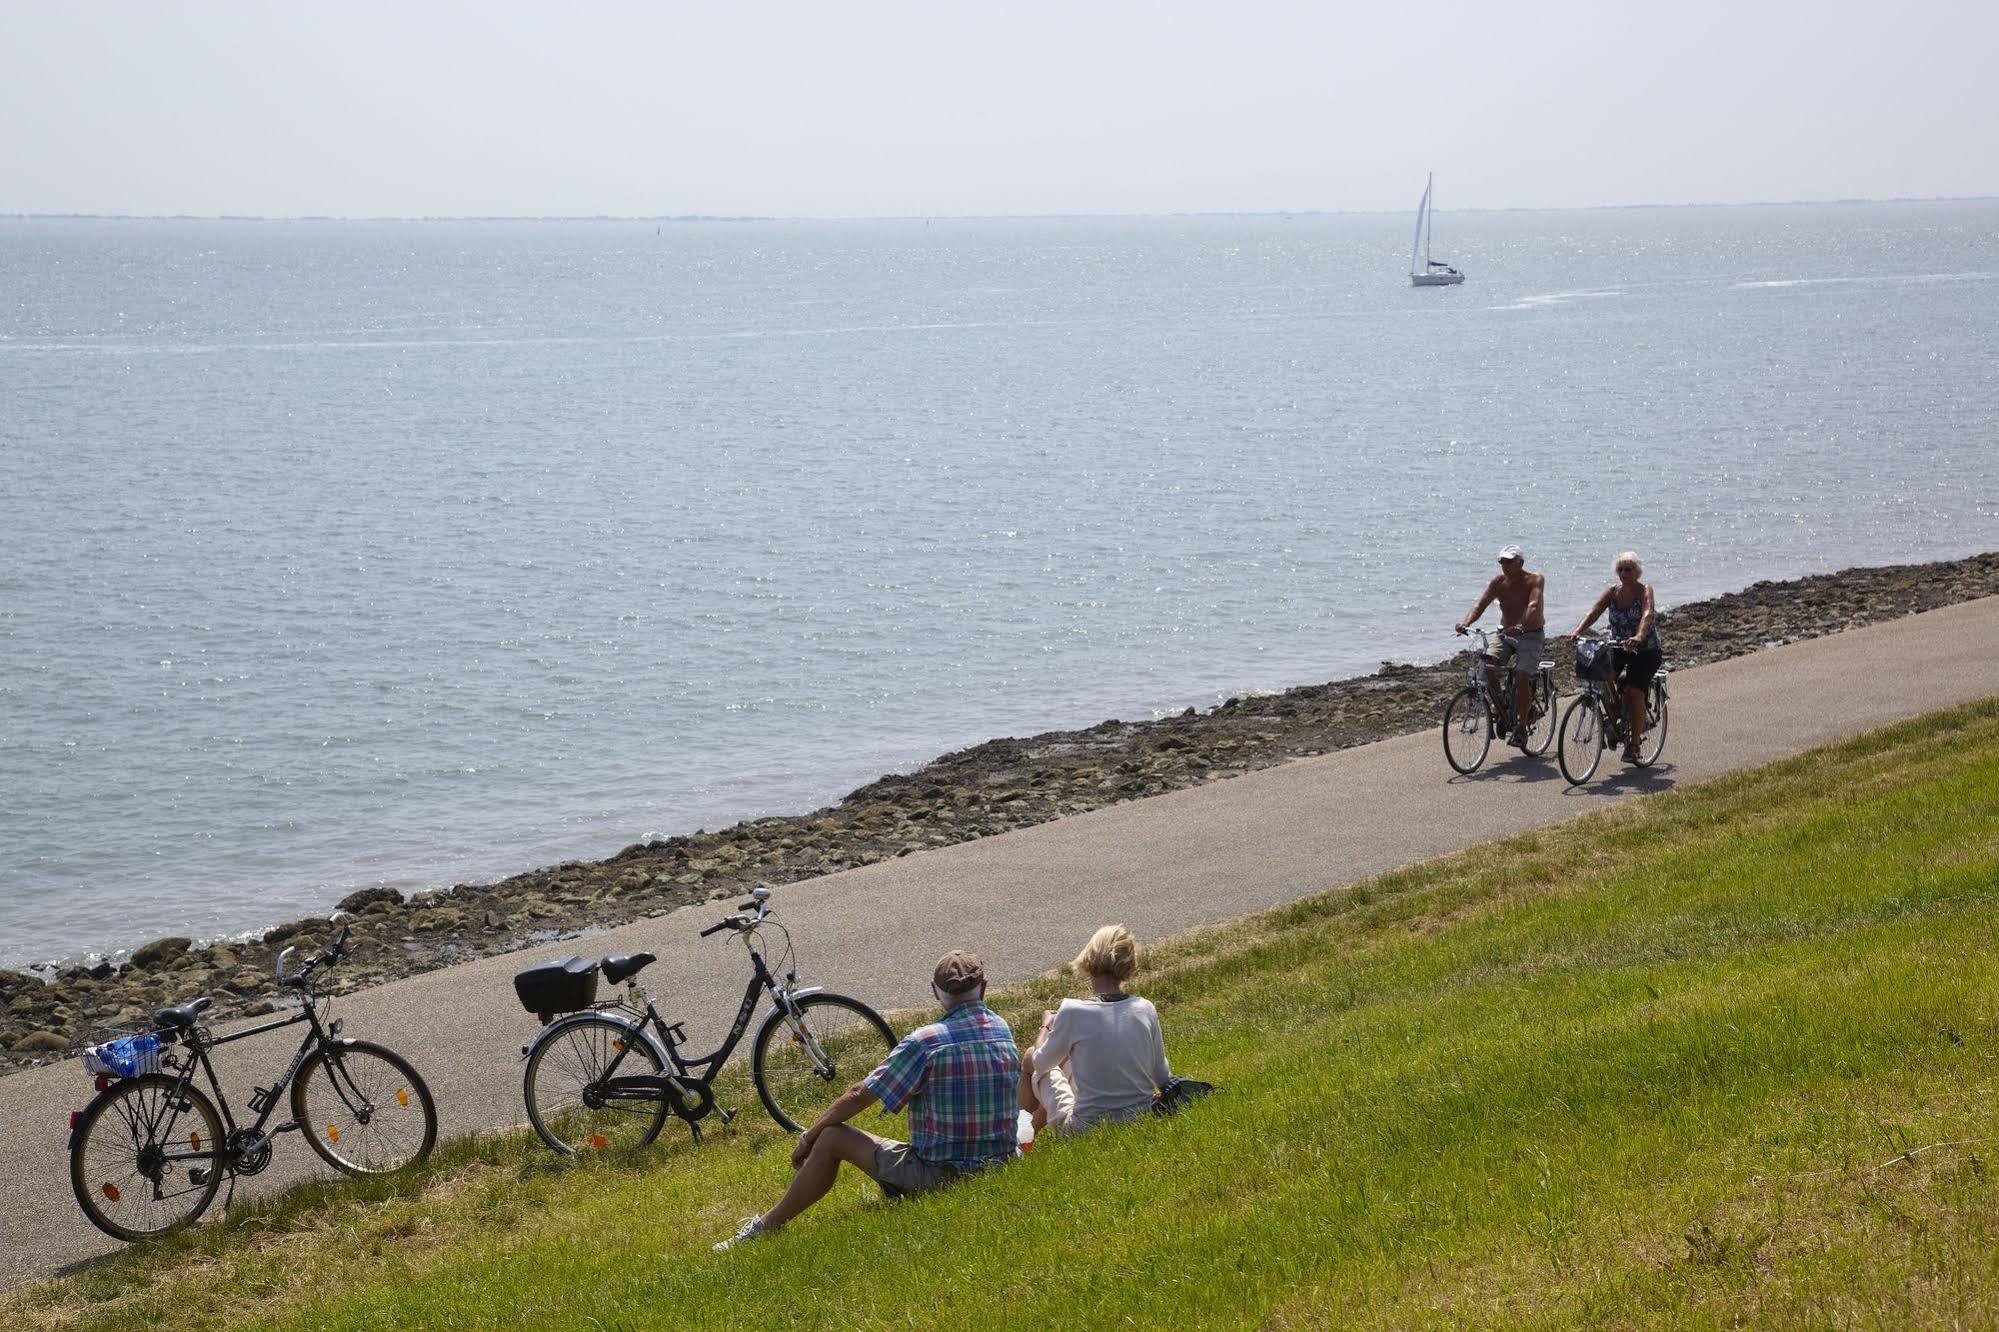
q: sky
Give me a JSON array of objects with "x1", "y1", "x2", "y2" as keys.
[{"x1": 2, "y1": 0, "x2": 1995, "y2": 218}]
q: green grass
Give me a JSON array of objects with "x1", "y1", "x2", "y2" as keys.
[{"x1": 11, "y1": 698, "x2": 1999, "y2": 1330}]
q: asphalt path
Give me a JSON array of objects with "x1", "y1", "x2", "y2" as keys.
[{"x1": 5, "y1": 597, "x2": 1998, "y2": 1292}]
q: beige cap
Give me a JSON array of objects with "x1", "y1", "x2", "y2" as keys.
[{"x1": 933, "y1": 949, "x2": 986, "y2": 996}]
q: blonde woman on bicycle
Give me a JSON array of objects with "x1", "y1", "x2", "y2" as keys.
[
  {"x1": 1018, "y1": 924, "x2": 1170, "y2": 1134},
  {"x1": 1567, "y1": 551, "x2": 1663, "y2": 763}
]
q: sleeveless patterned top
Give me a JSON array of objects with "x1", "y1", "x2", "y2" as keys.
[{"x1": 1606, "y1": 584, "x2": 1661, "y2": 651}]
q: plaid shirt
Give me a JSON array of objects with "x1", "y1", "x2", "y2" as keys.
[{"x1": 863, "y1": 1000, "x2": 1020, "y2": 1168}]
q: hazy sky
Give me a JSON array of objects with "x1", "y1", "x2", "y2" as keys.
[{"x1": 4, "y1": 1, "x2": 1994, "y2": 217}]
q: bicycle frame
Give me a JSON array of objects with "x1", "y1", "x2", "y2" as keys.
[
  {"x1": 132, "y1": 1001, "x2": 344, "y2": 1172},
  {"x1": 584, "y1": 933, "x2": 803, "y2": 1093}
]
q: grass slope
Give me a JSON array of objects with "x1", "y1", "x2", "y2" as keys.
[{"x1": 12, "y1": 698, "x2": 1999, "y2": 1330}]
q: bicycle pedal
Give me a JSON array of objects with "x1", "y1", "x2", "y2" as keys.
[
  {"x1": 189, "y1": 1167, "x2": 210, "y2": 1186},
  {"x1": 718, "y1": 1107, "x2": 736, "y2": 1125}
]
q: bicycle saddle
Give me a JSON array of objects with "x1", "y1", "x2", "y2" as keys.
[
  {"x1": 600, "y1": 952, "x2": 657, "y2": 985},
  {"x1": 153, "y1": 996, "x2": 213, "y2": 1030}
]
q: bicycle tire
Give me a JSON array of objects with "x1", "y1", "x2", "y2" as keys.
[
  {"x1": 293, "y1": 1040, "x2": 437, "y2": 1175},
  {"x1": 1558, "y1": 694, "x2": 1606, "y2": 785},
  {"x1": 1525, "y1": 668, "x2": 1559, "y2": 756},
  {"x1": 1633, "y1": 684, "x2": 1670, "y2": 767},
  {"x1": 1441, "y1": 686, "x2": 1493, "y2": 775},
  {"x1": 523, "y1": 1013, "x2": 669, "y2": 1154},
  {"x1": 70, "y1": 1072, "x2": 225, "y2": 1242},
  {"x1": 751, "y1": 993, "x2": 896, "y2": 1133}
]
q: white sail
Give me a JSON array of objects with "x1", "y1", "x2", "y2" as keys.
[{"x1": 1410, "y1": 176, "x2": 1431, "y2": 277}]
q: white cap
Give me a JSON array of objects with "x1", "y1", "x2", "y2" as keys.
[{"x1": 1497, "y1": 544, "x2": 1524, "y2": 562}]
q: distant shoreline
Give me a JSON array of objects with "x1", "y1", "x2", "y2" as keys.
[
  {"x1": 4, "y1": 196, "x2": 1996, "y2": 225},
  {"x1": 2, "y1": 550, "x2": 1994, "y2": 1072}
]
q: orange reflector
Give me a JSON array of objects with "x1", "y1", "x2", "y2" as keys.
[
  {"x1": 613, "y1": 1041, "x2": 625, "y2": 1052},
  {"x1": 396, "y1": 1088, "x2": 409, "y2": 1107},
  {"x1": 326, "y1": 1124, "x2": 340, "y2": 1143},
  {"x1": 587, "y1": 1134, "x2": 608, "y2": 1149},
  {"x1": 102, "y1": 1182, "x2": 121, "y2": 1203},
  {"x1": 191, "y1": 1132, "x2": 202, "y2": 1151}
]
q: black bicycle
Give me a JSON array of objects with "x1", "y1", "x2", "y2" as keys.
[
  {"x1": 1557, "y1": 633, "x2": 1671, "y2": 785},
  {"x1": 67, "y1": 926, "x2": 438, "y2": 1242},
  {"x1": 1442, "y1": 627, "x2": 1559, "y2": 773},
  {"x1": 515, "y1": 887, "x2": 896, "y2": 1154}
]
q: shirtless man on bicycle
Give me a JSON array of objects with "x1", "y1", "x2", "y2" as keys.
[{"x1": 1455, "y1": 544, "x2": 1547, "y2": 749}]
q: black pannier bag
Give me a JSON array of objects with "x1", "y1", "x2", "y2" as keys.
[{"x1": 513, "y1": 956, "x2": 599, "y2": 1019}]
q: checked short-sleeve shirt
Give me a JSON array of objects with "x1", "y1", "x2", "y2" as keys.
[{"x1": 863, "y1": 1000, "x2": 1020, "y2": 1168}]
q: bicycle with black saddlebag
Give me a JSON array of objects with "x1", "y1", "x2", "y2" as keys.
[
  {"x1": 66, "y1": 926, "x2": 437, "y2": 1242},
  {"x1": 514, "y1": 887, "x2": 895, "y2": 1154}
]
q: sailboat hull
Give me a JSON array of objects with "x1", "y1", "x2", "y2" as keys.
[{"x1": 1411, "y1": 272, "x2": 1465, "y2": 287}]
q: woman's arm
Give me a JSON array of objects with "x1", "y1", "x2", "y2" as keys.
[
  {"x1": 1568, "y1": 587, "x2": 1612, "y2": 638},
  {"x1": 1633, "y1": 583, "x2": 1657, "y2": 645}
]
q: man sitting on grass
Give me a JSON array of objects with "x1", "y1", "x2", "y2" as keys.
[{"x1": 715, "y1": 949, "x2": 1021, "y2": 1251}]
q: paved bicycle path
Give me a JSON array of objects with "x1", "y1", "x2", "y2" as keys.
[{"x1": 5, "y1": 596, "x2": 1998, "y2": 1292}]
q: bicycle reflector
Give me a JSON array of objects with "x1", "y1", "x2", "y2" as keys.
[
  {"x1": 101, "y1": 1183, "x2": 121, "y2": 1203},
  {"x1": 396, "y1": 1088, "x2": 409, "y2": 1107},
  {"x1": 326, "y1": 1124, "x2": 340, "y2": 1144},
  {"x1": 94, "y1": 1075, "x2": 111, "y2": 1094}
]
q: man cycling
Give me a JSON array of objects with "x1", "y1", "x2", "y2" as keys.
[{"x1": 1455, "y1": 544, "x2": 1547, "y2": 749}]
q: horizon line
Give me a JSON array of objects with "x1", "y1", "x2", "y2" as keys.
[{"x1": 3, "y1": 194, "x2": 1996, "y2": 224}]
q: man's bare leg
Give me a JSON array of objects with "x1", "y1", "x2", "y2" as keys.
[
  {"x1": 762, "y1": 1125, "x2": 881, "y2": 1229},
  {"x1": 1513, "y1": 671, "x2": 1535, "y2": 744}
]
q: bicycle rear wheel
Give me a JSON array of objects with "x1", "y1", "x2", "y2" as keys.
[
  {"x1": 294, "y1": 1040, "x2": 436, "y2": 1175},
  {"x1": 70, "y1": 1073, "x2": 225, "y2": 1242},
  {"x1": 752, "y1": 993, "x2": 896, "y2": 1133},
  {"x1": 1558, "y1": 695, "x2": 1606, "y2": 785},
  {"x1": 1442, "y1": 687, "x2": 1492, "y2": 774},
  {"x1": 1633, "y1": 684, "x2": 1670, "y2": 767},
  {"x1": 1525, "y1": 668, "x2": 1559, "y2": 756},
  {"x1": 524, "y1": 1014, "x2": 669, "y2": 1154}
]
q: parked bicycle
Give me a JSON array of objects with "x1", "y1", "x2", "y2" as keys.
[
  {"x1": 1557, "y1": 634, "x2": 1671, "y2": 784},
  {"x1": 1442, "y1": 627, "x2": 1559, "y2": 773},
  {"x1": 67, "y1": 926, "x2": 437, "y2": 1242},
  {"x1": 515, "y1": 887, "x2": 895, "y2": 1154}
]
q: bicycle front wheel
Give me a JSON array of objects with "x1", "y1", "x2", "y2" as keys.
[
  {"x1": 1634, "y1": 686, "x2": 1670, "y2": 767},
  {"x1": 523, "y1": 1014, "x2": 669, "y2": 1154},
  {"x1": 1442, "y1": 687, "x2": 1492, "y2": 774},
  {"x1": 752, "y1": 993, "x2": 896, "y2": 1132},
  {"x1": 293, "y1": 1040, "x2": 437, "y2": 1175},
  {"x1": 1558, "y1": 695, "x2": 1606, "y2": 786},
  {"x1": 70, "y1": 1073, "x2": 225, "y2": 1242}
]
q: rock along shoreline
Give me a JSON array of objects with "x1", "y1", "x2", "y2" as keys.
[{"x1": 4, "y1": 550, "x2": 1995, "y2": 1073}]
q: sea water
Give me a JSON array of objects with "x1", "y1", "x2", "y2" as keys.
[{"x1": 3, "y1": 204, "x2": 1996, "y2": 966}]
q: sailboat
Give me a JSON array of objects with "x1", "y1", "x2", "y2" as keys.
[{"x1": 1409, "y1": 172, "x2": 1465, "y2": 287}]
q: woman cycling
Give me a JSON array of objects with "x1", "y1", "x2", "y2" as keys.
[
  {"x1": 1566, "y1": 551, "x2": 1663, "y2": 763},
  {"x1": 1018, "y1": 924, "x2": 1170, "y2": 1134}
]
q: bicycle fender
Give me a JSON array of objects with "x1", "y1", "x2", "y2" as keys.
[
  {"x1": 528, "y1": 1010, "x2": 667, "y2": 1066},
  {"x1": 753, "y1": 986, "x2": 830, "y2": 1043}
]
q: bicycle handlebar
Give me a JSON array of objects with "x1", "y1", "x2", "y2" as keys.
[{"x1": 275, "y1": 924, "x2": 353, "y2": 988}]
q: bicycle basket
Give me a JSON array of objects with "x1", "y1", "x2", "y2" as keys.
[
  {"x1": 1573, "y1": 640, "x2": 1613, "y2": 681},
  {"x1": 82, "y1": 1032, "x2": 162, "y2": 1080},
  {"x1": 512, "y1": 956, "x2": 599, "y2": 1017}
]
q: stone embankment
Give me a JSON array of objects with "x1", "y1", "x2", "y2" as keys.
[{"x1": 4, "y1": 551, "x2": 1994, "y2": 1071}]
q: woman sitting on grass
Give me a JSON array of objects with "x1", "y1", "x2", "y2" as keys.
[{"x1": 1019, "y1": 924, "x2": 1171, "y2": 1133}]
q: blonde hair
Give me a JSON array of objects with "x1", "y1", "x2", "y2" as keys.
[
  {"x1": 1614, "y1": 551, "x2": 1643, "y2": 577},
  {"x1": 1073, "y1": 924, "x2": 1138, "y2": 982}
]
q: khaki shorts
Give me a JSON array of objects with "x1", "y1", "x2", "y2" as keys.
[
  {"x1": 871, "y1": 1139, "x2": 993, "y2": 1200},
  {"x1": 1497, "y1": 630, "x2": 1545, "y2": 677}
]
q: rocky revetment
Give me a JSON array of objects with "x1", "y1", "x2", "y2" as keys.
[{"x1": 3, "y1": 551, "x2": 1994, "y2": 1072}]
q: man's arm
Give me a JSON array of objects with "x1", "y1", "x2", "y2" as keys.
[
  {"x1": 1458, "y1": 577, "x2": 1499, "y2": 631},
  {"x1": 1519, "y1": 574, "x2": 1545, "y2": 632},
  {"x1": 794, "y1": 1081, "x2": 880, "y2": 1165}
]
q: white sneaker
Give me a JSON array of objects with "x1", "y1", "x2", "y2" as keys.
[{"x1": 713, "y1": 1214, "x2": 768, "y2": 1253}]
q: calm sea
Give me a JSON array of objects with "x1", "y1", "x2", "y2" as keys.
[{"x1": 3, "y1": 204, "x2": 1996, "y2": 966}]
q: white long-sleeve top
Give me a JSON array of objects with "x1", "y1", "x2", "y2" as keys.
[{"x1": 1033, "y1": 994, "x2": 1171, "y2": 1126}]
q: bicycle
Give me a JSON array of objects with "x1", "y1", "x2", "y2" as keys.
[
  {"x1": 1557, "y1": 633, "x2": 1671, "y2": 785},
  {"x1": 1442, "y1": 627, "x2": 1559, "y2": 774},
  {"x1": 66, "y1": 926, "x2": 437, "y2": 1242},
  {"x1": 515, "y1": 887, "x2": 896, "y2": 1155}
]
